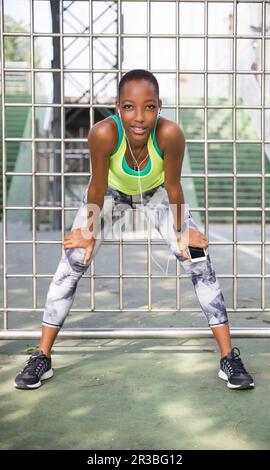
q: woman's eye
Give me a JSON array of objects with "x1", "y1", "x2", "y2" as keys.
[{"x1": 123, "y1": 104, "x2": 156, "y2": 110}]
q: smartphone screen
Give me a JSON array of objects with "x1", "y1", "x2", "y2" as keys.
[{"x1": 188, "y1": 247, "x2": 206, "y2": 260}]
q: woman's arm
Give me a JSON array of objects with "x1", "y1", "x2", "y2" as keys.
[
  {"x1": 63, "y1": 119, "x2": 117, "y2": 262},
  {"x1": 162, "y1": 120, "x2": 208, "y2": 258},
  {"x1": 162, "y1": 121, "x2": 186, "y2": 230},
  {"x1": 86, "y1": 120, "x2": 116, "y2": 236},
  {"x1": 88, "y1": 119, "x2": 117, "y2": 196}
]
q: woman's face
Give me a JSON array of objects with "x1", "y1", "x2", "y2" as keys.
[{"x1": 116, "y1": 79, "x2": 162, "y2": 145}]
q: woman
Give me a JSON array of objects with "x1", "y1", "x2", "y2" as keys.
[{"x1": 14, "y1": 69, "x2": 254, "y2": 390}]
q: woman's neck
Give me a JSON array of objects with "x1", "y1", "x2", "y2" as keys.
[{"x1": 124, "y1": 132, "x2": 149, "y2": 151}]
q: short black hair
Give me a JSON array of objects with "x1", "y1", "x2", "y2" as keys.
[{"x1": 118, "y1": 69, "x2": 159, "y2": 99}]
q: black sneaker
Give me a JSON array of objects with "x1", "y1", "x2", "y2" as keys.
[
  {"x1": 218, "y1": 347, "x2": 254, "y2": 390},
  {"x1": 14, "y1": 350, "x2": 53, "y2": 390}
]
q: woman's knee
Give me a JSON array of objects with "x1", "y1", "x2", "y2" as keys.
[{"x1": 64, "y1": 247, "x2": 89, "y2": 273}]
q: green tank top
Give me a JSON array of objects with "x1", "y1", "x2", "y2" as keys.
[{"x1": 107, "y1": 114, "x2": 164, "y2": 195}]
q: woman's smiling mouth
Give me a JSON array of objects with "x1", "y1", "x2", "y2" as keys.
[{"x1": 130, "y1": 126, "x2": 148, "y2": 135}]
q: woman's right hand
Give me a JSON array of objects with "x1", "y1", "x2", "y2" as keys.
[{"x1": 62, "y1": 228, "x2": 96, "y2": 263}]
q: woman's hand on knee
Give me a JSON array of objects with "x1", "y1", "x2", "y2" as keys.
[
  {"x1": 176, "y1": 227, "x2": 208, "y2": 260},
  {"x1": 187, "y1": 227, "x2": 208, "y2": 249},
  {"x1": 63, "y1": 228, "x2": 96, "y2": 263}
]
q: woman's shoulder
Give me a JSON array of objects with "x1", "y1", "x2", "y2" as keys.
[
  {"x1": 156, "y1": 116, "x2": 185, "y2": 152},
  {"x1": 88, "y1": 116, "x2": 118, "y2": 151}
]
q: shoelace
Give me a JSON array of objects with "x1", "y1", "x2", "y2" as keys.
[
  {"x1": 227, "y1": 347, "x2": 247, "y2": 375},
  {"x1": 21, "y1": 354, "x2": 47, "y2": 375}
]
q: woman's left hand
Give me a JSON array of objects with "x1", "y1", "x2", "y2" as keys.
[{"x1": 177, "y1": 227, "x2": 208, "y2": 260}]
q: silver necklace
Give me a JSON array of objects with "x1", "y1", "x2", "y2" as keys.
[{"x1": 126, "y1": 138, "x2": 149, "y2": 172}]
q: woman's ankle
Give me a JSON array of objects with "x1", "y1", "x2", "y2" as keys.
[{"x1": 38, "y1": 348, "x2": 51, "y2": 358}]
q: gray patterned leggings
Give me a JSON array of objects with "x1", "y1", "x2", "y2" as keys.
[{"x1": 43, "y1": 183, "x2": 229, "y2": 329}]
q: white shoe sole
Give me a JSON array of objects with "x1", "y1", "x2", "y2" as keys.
[
  {"x1": 14, "y1": 368, "x2": 54, "y2": 389},
  {"x1": 218, "y1": 369, "x2": 254, "y2": 389}
]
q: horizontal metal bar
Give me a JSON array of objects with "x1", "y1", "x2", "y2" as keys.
[
  {"x1": 4, "y1": 102, "x2": 270, "y2": 111},
  {"x1": 4, "y1": 206, "x2": 270, "y2": 212},
  {"x1": 1, "y1": 328, "x2": 270, "y2": 340},
  {"x1": 4, "y1": 68, "x2": 270, "y2": 75},
  {"x1": 181, "y1": 139, "x2": 270, "y2": 144},
  {"x1": 1, "y1": 307, "x2": 269, "y2": 314},
  {"x1": 5, "y1": 206, "x2": 64, "y2": 210},
  {"x1": 4, "y1": 273, "x2": 270, "y2": 279},
  {"x1": 4, "y1": 102, "x2": 270, "y2": 110},
  {"x1": 5, "y1": 138, "x2": 270, "y2": 145},
  {"x1": 5, "y1": 173, "x2": 90, "y2": 178},
  {"x1": 4, "y1": 138, "x2": 88, "y2": 142},
  {"x1": 2, "y1": 31, "x2": 268, "y2": 39},
  {"x1": 5, "y1": 240, "x2": 270, "y2": 246},
  {"x1": 4, "y1": 172, "x2": 270, "y2": 178}
]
